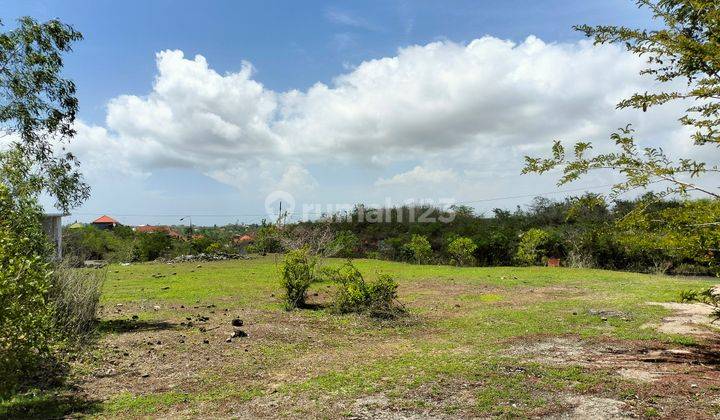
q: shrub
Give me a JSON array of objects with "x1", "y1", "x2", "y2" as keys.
[
  {"x1": 328, "y1": 230, "x2": 360, "y2": 258},
  {"x1": 50, "y1": 263, "x2": 106, "y2": 341},
  {"x1": 330, "y1": 261, "x2": 401, "y2": 318},
  {"x1": 515, "y1": 228, "x2": 563, "y2": 266},
  {"x1": 404, "y1": 234, "x2": 432, "y2": 264},
  {"x1": 447, "y1": 237, "x2": 477, "y2": 266},
  {"x1": 0, "y1": 186, "x2": 56, "y2": 397},
  {"x1": 205, "y1": 242, "x2": 222, "y2": 254},
  {"x1": 279, "y1": 248, "x2": 317, "y2": 310},
  {"x1": 133, "y1": 232, "x2": 172, "y2": 262},
  {"x1": 247, "y1": 223, "x2": 282, "y2": 254}
]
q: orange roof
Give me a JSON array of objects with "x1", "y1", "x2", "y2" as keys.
[
  {"x1": 92, "y1": 215, "x2": 119, "y2": 224},
  {"x1": 136, "y1": 225, "x2": 182, "y2": 237}
]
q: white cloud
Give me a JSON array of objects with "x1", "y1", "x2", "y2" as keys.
[
  {"x1": 324, "y1": 8, "x2": 378, "y2": 31},
  {"x1": 68, "y1": 36, "x2": 697, "y2": 199},
  {"x1": 375, "y1": 166, "x2": 458, "y2": 187}
]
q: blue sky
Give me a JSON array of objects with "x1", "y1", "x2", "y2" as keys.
[{"x1": 2, "y1": 1, "x2": 680, "y2": 227}]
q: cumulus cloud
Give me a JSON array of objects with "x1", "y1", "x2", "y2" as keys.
[
  {"x1": 375, "y1": 166, "x2": 458, "y2": 187},
  {"x1": 68, "y1": 35, "x2": 694, "y2": 197}
]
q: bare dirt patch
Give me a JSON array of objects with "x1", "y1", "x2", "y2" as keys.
[
  {"x1": 552, "y1": 395, "x2": 631, "y2": 419},
  {"x1": 645, "y1": 302, "x2": 720, "y2": 336},
  {"x1": 506, "y1": 334, "x2": 720, "y2": 418}
]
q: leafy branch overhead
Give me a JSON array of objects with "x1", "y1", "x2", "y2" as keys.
[
  {"x1": 523, "y1": 0, "x2": 720, "y2": 199},
  {"x1": 0, "y1": 17, "x2": 88, "y2": 210}
]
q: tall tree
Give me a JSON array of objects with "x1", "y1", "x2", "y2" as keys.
[
  {"x1": 523, "y1": 0, "x2": 720, "y2": 200},
  {"x1": 0, "y1": 17, "x2": 88, "y2": 210}
]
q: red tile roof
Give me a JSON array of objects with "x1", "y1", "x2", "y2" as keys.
[
  {"x1": 136, "y1": 225, "x2": 181, "y2": 237},
  {"x1": 92, "y1": 215, "x2": 119, "y2": 224}
]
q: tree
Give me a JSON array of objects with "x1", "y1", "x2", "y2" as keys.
[
  {"x1": 404, "y1": 234, "x2": 433, "y2": 264},
  {"x1": 0, "y1": 17, "x2": 85, "y2": 395},
  {"x1": 523, "y1": 1, "x2": 720, "y2": 200},
  {"x1": 1, "y1": 17, "x2": 88, "y2": 211},
  {"x1": 447, "y1": 236, "x2": 478, "y2": 266}
]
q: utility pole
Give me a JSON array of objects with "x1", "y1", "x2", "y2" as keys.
[{"x1": 180, "y1": 216, "x2": 193, "y2": 235}]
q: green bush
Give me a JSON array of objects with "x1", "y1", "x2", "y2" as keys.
[
  {"x1": 132, "y1": 232, "x2": 172, "y2": 262},
  {"x1": 404, "y1": 234, "x2": 432, "y2": 264},
  {"x1": 329, "y1": 230, "x2": 360, "y2": 258},
  {"x1": 279, "y1": 248, "x2": 318, "y2": 310},
  {"x1": 247, "y1": 223, "x2": 282, "y2": 254},
  {"x1": 50, "y1": 263, "x2": 105, "y2": 341},
  {"x1": 447, "y1": 237, "x2": 477, "y2": 266},
  {"x1": 515, "y1": 228, "x2": 563, "y2": 266},
  {"x1": 0, "y1": 186, "x2": 57, "y2": 397},
  {"x1": 330, "y1": 261, "x2": 401, "y2": 318}
]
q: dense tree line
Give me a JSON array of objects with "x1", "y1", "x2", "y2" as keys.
[{"x1": 284, "y1": 194, "x2": 720, "y2": 276}]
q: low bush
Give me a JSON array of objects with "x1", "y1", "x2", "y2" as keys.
[
  {"x1": 132, "y1": 232, "x2": 172, "y2": 262},
  {"x1": 329, "y1": 261, "x2": 402, "y2": 318},
  {"x1": 50, "y1": 262, "x2": 106, "y2": 341},
  {"x1": 404, "y1": 234, "x2": 432, "y2": 264},
  {"x1": 447, "y1": 236, "x2": 477, "y2": 266},
  {"x1": 279, "y1": 247, "x2": 318, "y2": 310}
]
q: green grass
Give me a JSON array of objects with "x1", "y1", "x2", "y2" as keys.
[{"x1": 7, "y1": 256, "x2": 717, "y2": 417}]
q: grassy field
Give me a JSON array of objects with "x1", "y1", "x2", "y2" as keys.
[{"x1": 4, "y1": 256, "x2": 720, "y2": 418}]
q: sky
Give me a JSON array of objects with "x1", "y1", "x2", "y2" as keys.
[{"x1": 1, "y1": 0, "x2": 711, "y2": 226}]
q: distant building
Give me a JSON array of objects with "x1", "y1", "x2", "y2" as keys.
[
  {"x1": 67, "y1": 221, "x2": 84, "y2": 229},
  {"x1": 233, "y1": 234, "x2": 254, "y2": 245},
  {"x1": 91, "y1": 215, "x2": 120, "y2": 230},
  {"x1": 42, "y1": 213, "x2": 64, "y2": 260},
  {"x1": 135, "y1": 225, "x2": 182, "y2": 238}
]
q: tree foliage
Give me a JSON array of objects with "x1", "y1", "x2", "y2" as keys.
[
  {"x1": 0, "y1": 184, "x2": 55, "y2": 397},
  {"x1": 404, "y1": 234, "x2": 432, "y2": 264},
  {"x1": 0, "y1": 17, "x2": 87, "y2": 211},
  {"x1": 523, "y1": 0, "x2": 720, "y2": 200},
  {"x1": 447, "y1": 236, "x2": 477, "y2": 266}
]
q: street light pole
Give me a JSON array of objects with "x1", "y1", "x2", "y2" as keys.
[{"x1": 180, "y1": 216, "x2": 193, "y2": 235}]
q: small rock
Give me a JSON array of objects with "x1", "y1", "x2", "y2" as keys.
[
  {"x1": 141, "y1": 373, "x2": 150, "y2": 378},
  {"x1": 153, "y1": 305, "x2": 161, "y2": 311},
  {"x1": 232, "y1": 329, "x2": 248, "y2": 338},
  {"x1": 161, "y1": 286, "x2": 170, "y2": 290},
  {"x1": 226, "y1": 337, "x2": 232, "y2": 343},
  {"x1": 203, "y1": 339, "x2": 209, "y2": 344},
  {"x1": 231, "y1": 318, "x2": 243, "y2": 327}
]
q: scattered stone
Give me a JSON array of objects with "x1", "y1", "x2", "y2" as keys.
[
  {"x1": 83, "y1": 260, "x2": 107, "y2": 269},
  {"x1": 161, "y1": 286, "x2": 170, "y2": 290},
  {"x1": 203, "y1": 339, "x2": 209, "y2": 344},
  {"x1": 141, "y1": 373, "x2": 150, "y2": 378},
  {"x1": 232, "y1": 329, "x2": 248, "y2": 338},
  {"x1": 153, "y1": 305, "x2": 161, "y2": 311},
  {"x1": 131, "y1": 315, "x2": 139, "y2": 320},
  {"x1": 157, "y1": 252, "x2": 249, "y2": 264},
  {"x1": 588, "y1": 309, "x2": 632, "y2": 320},
  {"x1": 231, "y1": 318, "x2": 243, "y2": 327},
  {"x1": 226, "y1": 337, "x2": 232, "y2": 343}
]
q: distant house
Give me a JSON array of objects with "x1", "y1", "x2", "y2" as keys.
[
  {"x1": 91, "y1": 215, "x2": 120, "y2": 230},
  {"x1": 135, "y1": 225, "x2": 182, "y2": 238},
  {"x1": 233, "y1": 234, "x2": 254, "y2": 245},
  {"x1": 67, "y1": 221, "x2": 84, "y2": 229},
  {"x1": 42, "y1": 213, "x2": 64, "y2": 260}
]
